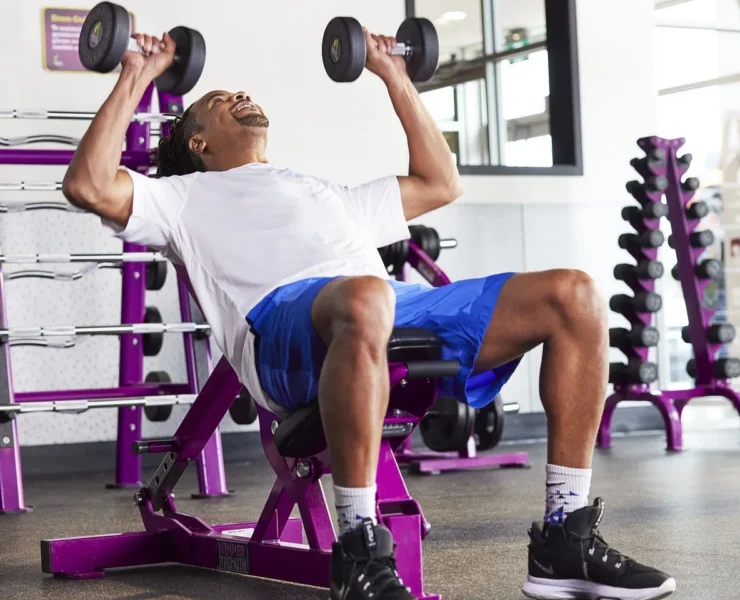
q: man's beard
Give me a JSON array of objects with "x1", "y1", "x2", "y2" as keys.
[{"x1": 235, "y1": 114, "x2": 269, "y2": 128}]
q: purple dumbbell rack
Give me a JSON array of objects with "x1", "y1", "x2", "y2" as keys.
[
  {"x1": 0, "y1": 84, "x2": 229, "y2": 513},
  {"x1": 42, "y1": 349, "x2": 442, "y2": 598},
  {"x1": 393, "y1": 239, "x2": 529, "y2": 473},
  {"x1": 599, "y1": 136, "x2": 740, "y2": 451}
]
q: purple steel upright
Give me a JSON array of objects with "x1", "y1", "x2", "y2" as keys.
[
  {"x1": 0, "y1": 268, "x2": 29, "y2": 513},
  {"x1": 108, "y1": 85, "x2": 154, "y2": 488}
]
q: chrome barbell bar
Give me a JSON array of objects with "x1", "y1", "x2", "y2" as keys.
[
  {"x1": 0, "y1": 109, "x2": 176, "y2": 123},
  {"x1": 0, "y1": 252, "x2": 165, "y2": 264},
  {"x1": 0, "y1": 394, "x2": 199, "y2": 414},
  {"x1": 1, "y1": 322, "x2": 210, "y2": 338}
]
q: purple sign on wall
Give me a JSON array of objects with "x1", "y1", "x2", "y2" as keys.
[{"x1": 42, "y1": 7, "x2": 134, "y2": 73}]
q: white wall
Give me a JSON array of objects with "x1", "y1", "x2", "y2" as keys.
[{"x1": 0, "y1": 0, "x2": 659, "y2": 446}]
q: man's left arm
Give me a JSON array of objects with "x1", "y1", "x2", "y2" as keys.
[{"x1": 364, "y1": 29, "x2": 463, "y2": 220}]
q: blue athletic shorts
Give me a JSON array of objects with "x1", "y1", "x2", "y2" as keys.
[{"x1": 246, "y1": 274, "x2": 521, "y2": 412}]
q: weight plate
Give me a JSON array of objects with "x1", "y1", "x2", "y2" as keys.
[
  {"x1": 142, "y1": 306, "x2": 164, "y2": 356},
  {"x1": 155, "y1": 26, "x2": 206, "y2": 95},
  {"x1": 475, "y1": 394, "x2": 505, "y2": 451},
  {"x1": 419, "y1": 396, "x2": 474, "y2": 452},
  {"x1": 322, "y1": 17, "x2": 367, "y2": 82},
  {"x1": 79, "y1": 2, "x2": 131, "y2": 73},
  {"x1": 143, "y1": 371, "x2": 172, "y2": 422},
  {"x1": 145, "y1": 261, "x2": 167, "y2": 291},
  {"x1": 396, "y1": 17, "x2": 439, "y2": 82},
  {"x1": 229, "y1": 388, "x2": 258, "y2": 425}
]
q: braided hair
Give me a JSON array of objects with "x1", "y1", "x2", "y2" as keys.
[{"x1": 156, "y1": 105, "x2": 206, "y2": 177}]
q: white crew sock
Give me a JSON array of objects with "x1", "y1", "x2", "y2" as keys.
[
  {"x1": 544, "y1": 464, "x2": 592, "y2": 525},
  {"x1": 334, "y1": 484, "x2": 377, "y2": 536}
]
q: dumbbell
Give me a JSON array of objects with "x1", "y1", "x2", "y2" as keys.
[
  {"x1": 686, "y1": 200, "x2": 709, "y2": 220},
  {"x1": 609, "y1": 360, "x2": 658, "y2": 385},
  {"x1": 629, "y1": 150, "x2": 666, "y2": 174},
  {"x1": 143, "y1": 371, "x2": 172, "y2": 422},
  {"x1": 681, "y1": 323, "x2": 736, "y2": 345},
  {"x1": 614, "y1": 261, "x2": 664, "y2": 281},
  {"x1": 677, "y1": 153, "x2": 692, "y2": 169},
  {"x1": 609, "y1": 325, "x2": 660, "y2": 348},
  {"x1": 618, "y1": 230, "x2": 665, "y2": 251},
  {"x1": 667, "y1": 230, "x2": 714, "y2": 249},
  {"x1": 323, "y1": 16, "x2": 438, "y2": 83},
  {"x1": 610, "y1": 292, "x2": 662, "y2": 314},
  {"x1": 671, "y1": 259, "x2": 722, "y2": 281},
  {"x1": 621, "y1": 205, "x2": 668, "y2": 227},
  {"x1": 687, "y1": 357, "x2": 740, "y2": 380},
  {"x1": 79, "y1": 2, "x2": 206, "y2": 95},
  {"x1": 682, "y1": 177, "x2": 700, "y2": 193}
]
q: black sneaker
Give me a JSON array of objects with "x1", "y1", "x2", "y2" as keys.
[
  {"x1": 522, "y1": 498, "x2": 676, "y2": 600},
  {"x1": 330, "y1": 518, "x2": 416, "y2": 600}
]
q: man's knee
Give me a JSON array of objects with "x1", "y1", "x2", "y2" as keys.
[
  {"x1": 548, "y1": 269, "x2": 606, "y2": 327},
  {"x1": 318, "y1": 276, "x2": 395, "y2": 348}
]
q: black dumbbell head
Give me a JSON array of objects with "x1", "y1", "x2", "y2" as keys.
[
  {"x1": 396, "y1": 18, "x2": 439, "y2": 82},
  {"x1": 707, "y1": 323, "x2": 736, "y2": 344},
  {"x1": 696, "y1": 259, "x2": 722, "y2": 280},
  {"x1": 155, "y1": 26, "x2": 207, "y2": 95},
  {"x1": 689, "y1": 230, "x2": 714, "y2": 248},
  {"x1": 323, "y1": 17, "x2": 367, "y2": 82},
  {"x1": 646, "y1": 176, "x2": 669, "y2": 193},
  {"x1": 645, "y1": 202, "x2": 668, "y2": 219},
  {"x1": 79, "y1": 2, "x2": 132, "y2": 73},
  {"x1": 686, "y1": 201, "x2": 709, "y2": 220},
  {"x1": 716, "y1": 358, "x2": 740, "y2": 379},
  {"x1": 682, "y1": 177, "x2": 700, "y2": 192},
  {"x1": 671, "y1": 264, "x2": 680, "y2": 280},
  {"x1": 677, "y1": 153, "x2": 692, "y2": 168}
]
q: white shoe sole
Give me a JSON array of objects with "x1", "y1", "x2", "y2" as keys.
[{"x1": 521, "y1": 575, "x2": 677, "y2": 600}]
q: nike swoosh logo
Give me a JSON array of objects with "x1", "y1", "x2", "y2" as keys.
[
  {"x1": 532, "y1": 557, "x2": 555, "y2": 575},
  {"x1": 546, "y1": 482, "x2": 565, "y2": 487}
]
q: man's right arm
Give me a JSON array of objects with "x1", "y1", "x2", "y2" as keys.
[{"x1": 62, "y1": 33, "x2": 175, "y2": 228}]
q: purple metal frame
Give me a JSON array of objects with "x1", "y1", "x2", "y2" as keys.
[
  {"x1": 598, "y1": 137, "x2": 740, "y2": 451},
  {"x1": 41, "y1": 356, "x2": 441, "y2": 599},
  {"x1": 0, "y1": 83, "x2": 229, "y2": 505},
  {"x1": 393, "y1": 241, "x2": 529, "y2": 473}
]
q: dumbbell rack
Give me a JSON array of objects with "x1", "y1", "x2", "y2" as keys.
[
  {"x1": 0, "y1": 84, "x2": 229, "y2": 513},
  {"x1": 386, "y1": 227, "x2": 529, "y2": 474},
  {"x1": 599, "y1": 136, "x2": 740, "y2": 451}
]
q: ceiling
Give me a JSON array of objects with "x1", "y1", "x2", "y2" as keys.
[{"x1": 415, "y1": 0, "x2": 547, "y2": 58}]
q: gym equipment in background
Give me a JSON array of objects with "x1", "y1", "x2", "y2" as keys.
[
  {"x1": 41, "y1": 347, "x2": 446, "y2": 598},
  {"x1": 323, "y1": 16, "x2": 439, "y2": 82},
  {"x1": 599, "y1": 136, "x2": 740, "y2": 451},
  {"x1": 0, "y1": 84, "x2": 233, "y2": 513},
  {"x1": 379, "y1": 225, "x2": 529, "y2": 474},
  {"x1": 79, "y1": 2, "x2": 206, "y2": 95}
]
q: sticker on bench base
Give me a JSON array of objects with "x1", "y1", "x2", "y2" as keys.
[{"x1": 217, "y1": 540, "x2": 249, "y2": 574}]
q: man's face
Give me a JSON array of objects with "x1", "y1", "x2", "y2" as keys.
[{"x1": 189, "y1": 90, "x2": 269, "y2": 156}]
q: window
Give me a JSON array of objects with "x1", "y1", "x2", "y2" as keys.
[{"x1": 407, "y1": 0, "x2": 582, "y2": 175}]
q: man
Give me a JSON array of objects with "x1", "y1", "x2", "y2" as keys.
[{"x1": 63, "y1": 28, "x2": 676, "y2": 600}]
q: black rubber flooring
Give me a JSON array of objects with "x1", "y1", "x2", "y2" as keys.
[{"x1": 1, "y1": 429, "x2": 738, "y2": 600}]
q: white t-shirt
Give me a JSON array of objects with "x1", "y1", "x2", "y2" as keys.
[{"x1": 106, "y1": 164, "x2": 409, "y2": 414}]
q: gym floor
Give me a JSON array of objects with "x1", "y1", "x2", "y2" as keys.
[{"x1": 1, "y1": 427, "x2": 737, "y2": 600}]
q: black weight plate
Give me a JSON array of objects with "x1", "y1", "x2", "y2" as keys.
[
  {"x1": 322, "y1": 17, "x2": 367, "y2": 82},
  {"x1": 142, "y1": 306, "x2": 163, "y2": 356},
  {"x1": 145, "y1": 261, "x2": 167, "y2": 291},
  {"x1": 155, "y1": 26, "x2": 206, "y2": 95},
  {"x1": 143, "y1": 371, "x2": 172, "y2": 422},
  {"x1": 396, "y1": 17, "x2": 439, "y2": 82},
  {"x1": 475, "y1": 395, "x2": 505, "y2": 451},
  {"x1": 79, "y1": 2, "x2": 131, "y2": 73},
  {"x1": 419, "y1": 396, "x2": 473, "y2": 452},
  {"x1": 229, "y1": 388, "x2": 258, "y2": 425}
]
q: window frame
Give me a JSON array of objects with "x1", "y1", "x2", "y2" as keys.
[{"x1": 405, "y1": 0, "x2": 584, "y2": 176}]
